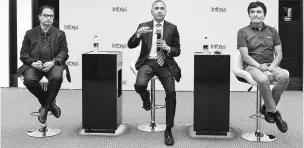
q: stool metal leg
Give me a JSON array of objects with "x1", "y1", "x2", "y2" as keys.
[
  {"x1": 138, "y1": 79, "x2": 166, "y2": 132},
  {"x1": 242, "y1": 86, "x2": 276, "y2": 142},
  {"x1": 40, "y1": 83, "x2": 48, "y2": 91},
  {"x1": 27, "y1": 123, "x2": 61, "y2": 138}
]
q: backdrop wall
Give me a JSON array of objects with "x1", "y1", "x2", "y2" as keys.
[
  {"x1": 16, "y1": 0, "x2": 32, "y2": 88},
  {"x1": 16, "y1": 0, "x2": 279, "y2": 91},
  {"x1": 0, "y1": 0, "x2": 9, "y2": 87}
]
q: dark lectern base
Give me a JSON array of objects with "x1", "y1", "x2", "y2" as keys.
[
  {"x1": 188, "y1": 126, "x2": 235, "y2": 139},
  {"x1": 79, "y1": 124, "x2": 127, "y2": 136},
  {"x1": 84, "y1": 129, "x2": 115, "y2": 134},
  {"x1": 196, "y1": 131, "x2": 227, "y2": 136}
]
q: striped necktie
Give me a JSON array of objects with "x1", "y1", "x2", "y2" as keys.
[{"x1": 156, "y1": 24, "x2": 165, "y2": 66}]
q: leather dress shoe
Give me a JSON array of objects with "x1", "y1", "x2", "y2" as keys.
[
  {"x1": 142, "y1": 91, "x2": 151, "y2": 111},
  {"x1": 142, "y1": 101, "x2": 151, "y2": 111},
  {"x1": 50, "y1": 102, "x2": 61, "y2": 118},
  {"x1": 164, "y1": 129, "x2": 174, "y2": 146},
  {"x1": 268, "y1": 111, "x2": 288, "y2": 133},
  {"x1": 260, "y1": 105, "x2": 275, "y2": 123},
  {"x1": 38, "y1": 107, "x2": 47, "y2": 124}
]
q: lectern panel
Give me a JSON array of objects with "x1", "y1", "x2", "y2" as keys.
[
  {"x1": 82, "y1": 51, "x2": 122, "y2": 133},
  {"x1": 194, "y1": 54, "x2": 230, "y2": 135}
]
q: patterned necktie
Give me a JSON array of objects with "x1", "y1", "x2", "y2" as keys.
[{"x1": 156, "y1": 24, "x2": 165, "y2": 66}]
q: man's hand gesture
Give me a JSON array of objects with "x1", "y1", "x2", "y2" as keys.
[
  {"x1": 136, "y1": 26, "x2": 152, "y2": 38},
  {"x1": 31, "y1": 60, "x2": 43, "y2": 70},
  {"x1": 42, "y1": 61, "x2": 55, "y2": 72}
]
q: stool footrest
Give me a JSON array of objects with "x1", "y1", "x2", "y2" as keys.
[
  {"x1": 249, "y1": 114, "x2": 263, "y2": 120},
  {"x1": 154, "y1": 104, "x2": 165, "y2": 109},
  {"x1": 30, "y1": 111, "x2": 53, "y2": 116}
]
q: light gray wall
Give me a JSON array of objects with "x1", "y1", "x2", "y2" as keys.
[{"x1": 0, "y1": 0, "x2": 9, "y2": 87}]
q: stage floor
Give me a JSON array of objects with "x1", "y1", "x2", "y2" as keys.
[{"x1": 1, "y1": 88, "x2": 303, "y2": 148}]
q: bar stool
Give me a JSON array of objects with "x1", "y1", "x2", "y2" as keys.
[
  {"x1": 130, "y1": 60, "x2": 166, "y2": 132},
  {"x1": 233, "y1": 51, "x2": 289, "y2": 142},
  {"x1": 19, "y1": 70, "x2": 66, "y2": 137}
]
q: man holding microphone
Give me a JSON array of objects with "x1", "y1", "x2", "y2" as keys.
[{"x1": 127, "y1": 0, "x2": 181, "y2": 146}]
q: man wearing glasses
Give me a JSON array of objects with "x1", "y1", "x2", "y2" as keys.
[{"x1": 16, "y1": 5, "x2": 71, "y2": 124}]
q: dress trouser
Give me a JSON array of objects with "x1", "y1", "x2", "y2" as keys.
[
  {"x1": 134, "y1": 59, "x2": 176, "y2": 128},
  {"x1": 23, "y1": 65, "x2": 64, "y2": 111}
]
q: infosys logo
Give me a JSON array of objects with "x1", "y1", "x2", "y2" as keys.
[
  {"x1": 211, "y1": 7, "x2": 226, "y2": 13},
  {"x1": 112, "y1": 43, "x2": 128, "y2": 49},
  {"x1": 211, "y1": 44, "x2": 226, "y2": 50},
  {"x1": 64, "y1": 25, "x2": 79, "y2": 30},
  {"x1": 66, "y1": 61, "x2": 79, "y2": 66},
  {"x1": 112, "y1": 6, "x2": 127, "y2": 12}
]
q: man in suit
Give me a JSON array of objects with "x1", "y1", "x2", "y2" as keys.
[
  {"x1": 237, "y1": 1, "x2": 289, "y2": 133},
  {"x1": 127, "y1": 0, "x2": 181, "y2": 146},
  {"x1": 16, "y1": 5, "x2": 71, "y2": 124}
]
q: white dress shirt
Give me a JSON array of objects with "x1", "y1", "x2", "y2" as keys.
[{"x1": 148, "y1": 20, "x2": 164, "y2": 59}]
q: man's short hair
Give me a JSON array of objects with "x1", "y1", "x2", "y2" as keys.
[
  {"x1": 247, "y1": 1, "x2": 267, "y2": 16},
  {"x1": 151, "y1": 0, "x2": 166, "y2": 9},
  {"x1": 39, "y1": 5, "x2": 55, "y2": 15}
]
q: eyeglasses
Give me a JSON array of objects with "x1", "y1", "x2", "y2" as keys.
[{"x1": 42, "y1": 14, "x2": 54, "y2": 19}]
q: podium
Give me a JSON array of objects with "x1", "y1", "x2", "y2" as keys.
[
  {"x1": 82, "y1": 51, "x2": 122, "y2": 133},
  {"x1": 193, "y1": 53, "x2": 230, "y2": 135}
]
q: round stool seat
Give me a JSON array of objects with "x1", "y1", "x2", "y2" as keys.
[
  {"x1": 19, "y1": 70, "x2": 66, "y2": 138},
  {"x1": 233, "y1": 51, "x2": 289, "y2": 142},
  {"x1": 39, "y1": 77, "x2": 49, "y2": 84},
  {"x1": 39, "y1": 77, "x2": 49, "y2": 91},
  {"x1": 137, "y1": 74, "x2": 166, "y2": 132},
  {"x1": 130, "y1": 61, "x2": 165, "y2": 133},
  {"x1": 151, "y1": 75, "x2": 158, "y2": 80}
]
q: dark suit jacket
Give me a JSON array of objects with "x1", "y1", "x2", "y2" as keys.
[
  {"x1": 16, "y1": 26, "x2": 71, "y2": 82},
  {"x1": 127, "y1": 20, "x2": 181, "y2": 82}
]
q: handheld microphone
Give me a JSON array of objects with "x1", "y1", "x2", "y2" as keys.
[
  {"x1": 156, "y1": 30, "x2": 162, "y2": 39},
  {"x1": 156, "y1": 28, "x2": 162, "y2": 51}
]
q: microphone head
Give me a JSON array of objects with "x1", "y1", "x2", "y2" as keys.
[
  {"x1": 156, "y1": 26, "x2": 163, "y2": 39},
  {"x1": 156, "y1": 32, "x2": 161, "y2": 39}
]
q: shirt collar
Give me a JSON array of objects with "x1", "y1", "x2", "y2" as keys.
[
  {"x1": 249, "y1": 22, "x2": 267, "y2": 30},
  {"x1": 153, "y1": 20, "x2": 164, "y2": 28},
  {"x1": 40, "y1": 26, "x2": 52, "y2": 35}
]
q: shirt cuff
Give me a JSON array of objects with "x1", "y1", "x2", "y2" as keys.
[
  {"x1": 167, "y1": 47, "x2": 171, "y2": 56},
  {"x1": 53, "y1": 60, "x2": 60, "y2": 65}
]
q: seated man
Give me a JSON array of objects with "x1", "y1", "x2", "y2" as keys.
[
  {"x1": 127, "y1": 0, "x2": 181, "y2": 146},
  {"x1": 16, "y1": 5, "x2": 71, "y2": 124},
  {"x1": 237, "y1": 1, "x2": 289, "y2": 133}
]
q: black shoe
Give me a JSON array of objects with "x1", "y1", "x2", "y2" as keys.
[
  {"x1": 141, "y1": 91, "x2": 151, "y2": 111},
  {"x1": 164, "y1": 129, "x2": 174, "y2": 146},
  {"x1": 142, "y1": 101, "x2": 151, "y2": 111},
  {"x1": 269, "y1": 111, "x2": 288, "y2": 133},
  {"x1": 50, "y1": 102, "x2": 61, "y2": 118},
  {"x1": 38, "y1": 107, "x2": 47, "y2": 124},
  {"x1": 260, "y1": 105, "x2": 275, "y2": 123}
]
